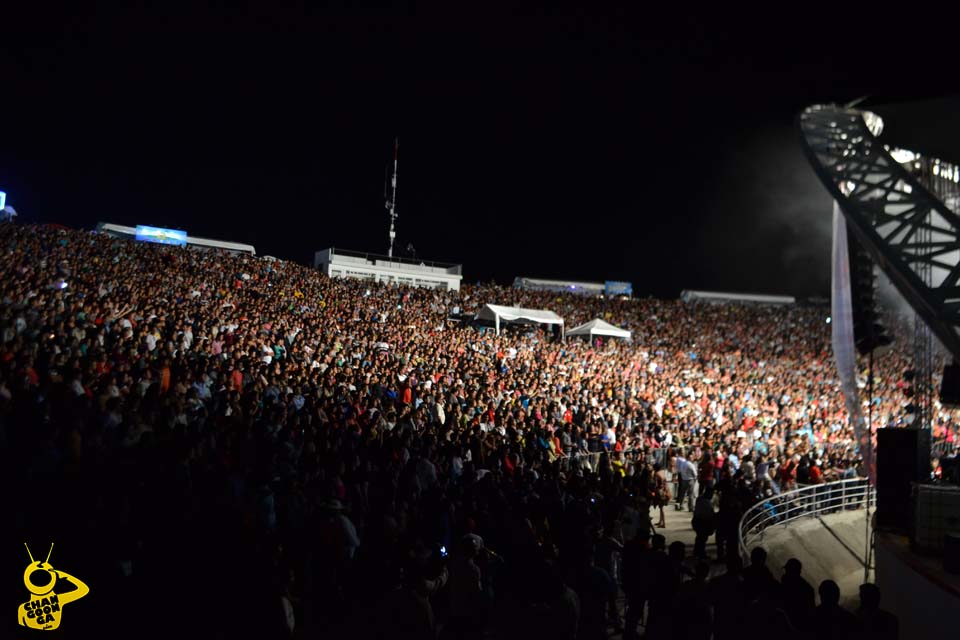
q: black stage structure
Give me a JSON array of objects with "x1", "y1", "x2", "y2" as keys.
[{"x1": 800, "y1": 100, "x2": 960, "y2": 436}]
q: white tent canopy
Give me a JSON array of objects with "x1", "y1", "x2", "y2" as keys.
[
  {"x1": 476, "y1": 304, "x2": 564, "y2": 336},
  {"x1": 566, "y1": 318, "x2": 631, "y2": 340}
]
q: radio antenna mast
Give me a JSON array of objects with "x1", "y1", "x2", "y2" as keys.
[{"x1": 386, "y1": 138, "x2": 399, "y2": 258}]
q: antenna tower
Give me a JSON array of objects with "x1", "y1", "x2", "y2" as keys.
[{"x1": 386, "y1": 138, "x2": 399, "y2": 258}]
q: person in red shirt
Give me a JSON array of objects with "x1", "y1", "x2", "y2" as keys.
[
  {"x1": 503, "y1": 450, "x2": 516, "y2": 477},
  {"x1": 230, "y1": 366, "x2": 243, "y2": 391},
  {"x1": 699, "y1": 455, "x2": 716, "y2": 494},
  {"x1": 932, "y1": 458, "x2": 943, "y2": 481},
  {"x1": 780, "y1": 456, "x2": 798, "y2": 490},
  {"x1": 553, "y1": 432, "x2": 563, "y2": 457},
  {"x1": 808, "y1": 460, "x2": 823, "y2": 485},
  {"x1": 158, "y1": 359, "x2": 171, "y2": 395}
]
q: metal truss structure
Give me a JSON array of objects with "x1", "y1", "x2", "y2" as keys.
[{"x1": 799, "y1": 105, "x2": 960, "y2": 371}]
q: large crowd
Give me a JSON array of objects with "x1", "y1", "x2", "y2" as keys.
[{"x1": 0, "y1": 222, "x2": 926, "y2": 638}]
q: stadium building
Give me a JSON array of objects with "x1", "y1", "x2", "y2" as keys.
[
  {"x1": 513, "y1": 277, "x2": 633, "y2": 298},
  {"x1": 314, "y1": 247, "x2": 463, "y2": 290}
]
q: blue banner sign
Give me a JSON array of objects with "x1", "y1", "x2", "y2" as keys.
[
  {"x1": 135, "y1": 225, "x2": 188, "y2": 246},
  {"x1": 604, "y1": 280, "x2": 633, "y2": 296}
]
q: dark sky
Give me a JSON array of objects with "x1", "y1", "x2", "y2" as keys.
[{"x1": 2, "y1": 5, "x2": 957, "y2": 298}]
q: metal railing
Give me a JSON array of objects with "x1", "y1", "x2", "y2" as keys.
[
  {"x1": 559, "y1": 447, "x2": 645, "y2": 473},
  {"x1": 932, "y1": 437, "x2": 956, "y2": 458},
  {"x1": 738, "y1": 478, "x2": 875, "y2": 560}
]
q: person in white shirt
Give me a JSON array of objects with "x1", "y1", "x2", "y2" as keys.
[
  {"x1": 675, "y1": 451, "x2": 697, "y2": 511},
  {"x1": 728, "y1": 452, "x2": 740, "y2": 471},
  {"x1": 181, "y1": 324, "x2": 194, "y2": 351}
]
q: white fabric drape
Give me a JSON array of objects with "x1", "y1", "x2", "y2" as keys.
[{"x1": 832, "y1": 201, "x2": 875, "y2": 484}]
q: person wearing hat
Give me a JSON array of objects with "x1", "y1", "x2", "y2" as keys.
[{"x1": 780, "y1": 557, "x2": 814, "y2": 631}]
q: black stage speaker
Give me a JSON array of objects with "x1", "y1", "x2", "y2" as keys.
[
  {"x1": 944, "y1": 533, "x2": 960, "y2": 574},
  {"x1": 876, "y1": 428, "x2": 931, "y2": 533},
  {"x1": 940, "y1": 364, "x2": 960, "y2": 408}
]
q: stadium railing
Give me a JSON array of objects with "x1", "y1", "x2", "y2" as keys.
[
  {"x1": 932, "y1": 437, "x2": 955, "y2": 458},
  {"x1": 738, "y1": 478, "x2": 875, "y2": 560},
  {"x1": 561, "y1": 447, "x2": 646, "y2": 473}
]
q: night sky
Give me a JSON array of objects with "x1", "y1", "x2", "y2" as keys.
[{"x1": 2, "y1": 5, "x2": 957, "y2": 298}]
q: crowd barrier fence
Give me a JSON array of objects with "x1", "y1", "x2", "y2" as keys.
[{"x1": 738, "y1": 477, "x2": 874, "y2": 561}]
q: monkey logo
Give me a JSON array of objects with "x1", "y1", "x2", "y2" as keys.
[{"x1": 18, "y1": 544, "x2": 89, "y2": 631}]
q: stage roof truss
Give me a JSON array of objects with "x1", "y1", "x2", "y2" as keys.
[{"x1": 800, "y1": 104, "x2": 960, "y2": 360}]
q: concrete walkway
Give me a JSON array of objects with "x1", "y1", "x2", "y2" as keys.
[
  {"x1": 655, "y1": 504, "x2": 872, "y2": 606},
  {"x1": 740, "y1": 509, "x2": 873, "y2": 606}
]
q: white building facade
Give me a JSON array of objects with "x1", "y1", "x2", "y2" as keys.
[{"x1": 314, "y1": 248, "x2": 463, "y2": 291}]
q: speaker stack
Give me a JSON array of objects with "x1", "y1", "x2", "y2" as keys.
[{"x1": 876, "y1": 427, "x2": 931, "y2": 534}]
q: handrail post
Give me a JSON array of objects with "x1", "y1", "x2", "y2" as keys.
[{"x1": 737, "y1": 478, "x2": 875, "y2": 565}]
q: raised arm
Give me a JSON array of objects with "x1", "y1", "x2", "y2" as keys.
[{"x1": 54, "y1": 571, "x2": 90, "y2": 605}]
